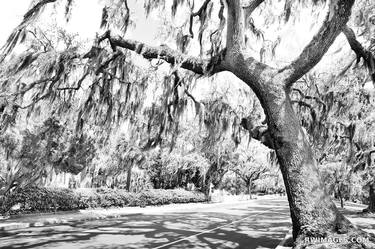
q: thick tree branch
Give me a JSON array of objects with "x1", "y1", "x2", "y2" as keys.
[
  {"x1": 353, "y1": 148, "x2": 375, "y2": 172},
  {"x1": 97, "y1": 31, "x2": 226, "y2": 75},
  {"x1": 226, "y1": 0, "x2": 245, "y2": 51},
  {"x1": 342, "y1": 25, "x2": 375, "y2": 83},
  {"x1": 243, "y1": 0, "x2": 265, "y2": 42},
  {"x1": 23, "y1": 0, "x2": 57, "y2": 22},
  {"x1": 280, "y1": 0, "x2": 355, "y2": 88},
  {"x1": 224, "y1": 0, "x2": 275, "y2": 95},
  {"x1": 243, "y1": 0, "x2": 265, "y2": 19}
]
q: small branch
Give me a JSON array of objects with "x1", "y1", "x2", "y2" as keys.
[
  {"x1": 291, "y1": 88, "x2": 326, "y2": 112},
  {"x1": 243, "y1": 0, "x2": 265, "y2": 20},
  {"x1": 14, "y1": 58, "x2": 66, "y2": 109},
  {"x1": 291, "y1": 100, "x2": 317, "y2": 122},
  {"x1": 122, "y1": 0, "x2": 130, "y2": 34},
  {"x1": 27, "y1": 29, "x2": 52, "y2": 51},
  {"x1": 292, "y1": 100, "x2": 313, "y2": 110},
  {"x1": 95, "y1": 51, "x2": 122, "y2": 75},
  {"x1": 184, "y1": 89, "x2": 199, "y2": 105},
  {"x1": 188, "y1": 0, "x2": 212, "y2": 38},
  {"x1": 0, "y1": 78, "x2": 50, "y2": 98},
  {"x1": 57, "y1": 71, "x2": 90, "y2": 91}
]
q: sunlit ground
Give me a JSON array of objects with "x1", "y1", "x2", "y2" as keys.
[{"x1": 0, "y1": 197, "x2": 291, "y2": 249}]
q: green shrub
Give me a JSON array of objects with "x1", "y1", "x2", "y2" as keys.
[
  {"x1": 0, "y1": 187, "x2": 206, "y2": 215},
  {"x1": 0, "y1": 187, "x2": 80, "y2": 214}
]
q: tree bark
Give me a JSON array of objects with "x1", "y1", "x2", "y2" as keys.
[
  {"x1": 262, "y1": 89, "x2": 353, "y2": 240},
  {"x1": 338, "y1": 187, "x2": 344, "y2": 208},
  {"x1": 202, "y1": 160, "x2": 228, "y2": 201},
  {"x1": 223, "y1": 0, "x2": 357, "y2": 242},
  {"x1": 368, "y1": 184, "x2": 375, "y2": 213},
  {"x1": 126, "y1": 164, "x2": 132, "y2": 192},
  {"x1": 248, "y1": 178, "x2": 252, "y2": 199}
]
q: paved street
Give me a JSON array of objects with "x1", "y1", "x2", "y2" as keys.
[{"x1": 0, "y1": 197, "x2": 291, "y2": 249}]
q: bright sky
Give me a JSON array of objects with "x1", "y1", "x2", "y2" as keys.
[
  {"x1": 0, "y1": 1, "x2": 30, "y2": 45},
  {"x1": 0, "y1": 0, "x2": 159, "y2": 46}
]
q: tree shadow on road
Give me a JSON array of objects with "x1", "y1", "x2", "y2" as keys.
[{"x1": 0, "y1": 205, "x2": 291, "y2": 249}]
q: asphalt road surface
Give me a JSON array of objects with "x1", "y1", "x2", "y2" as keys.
[{"x1": 0, "y1": 197, "x2": 291, "y2": 249}]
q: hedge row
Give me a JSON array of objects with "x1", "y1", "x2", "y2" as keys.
[{"x1": 0, "y1": 187, "x2": 207, "y2": 215}]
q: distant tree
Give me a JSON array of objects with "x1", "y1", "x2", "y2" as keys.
[
  {"x1": 0, "y1": 117, "x2": 95, "y2": 196},
  {"x1": 320, "y1": 162, "x2": 351, "y2": 208},
  {"x1": 232, "y1": 145, "x2": 269, "y2": 199},
  {"x1": 290, "y1": 26, "x2": 375, "y2": 210}
]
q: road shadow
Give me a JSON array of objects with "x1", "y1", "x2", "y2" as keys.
[{"x1": 0, "y1": 205, "x2": 291, "y2": 249}]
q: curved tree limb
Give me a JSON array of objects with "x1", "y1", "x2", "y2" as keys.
[
  {"x1": 97, "y1": 31, "x2": 226, "y2": 75},
  {"x1": 224, "y1": 0, "x2": 275, "y2": 94},
  {"x1": 243, "y1": 0, "x2": 265, "y2": 21},
  {"x1": 342, "y1": 25, "x2": 375, "y2": 83},
  {"x1": 280, "y1": 0, "x2": 355, "y2": 88},
  {"x1": 226, "y1": 0, "x2": 246, "y2": 52}
]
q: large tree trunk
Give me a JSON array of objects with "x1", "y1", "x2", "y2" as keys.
[
  {"x1": 202, "y1": 175, "x2": 212, "y2": 201},
  {"x1": 202, "y1": 162, "x2": 228, "y2": 201},
  {"x1": 263, "y1": 90, "x2": 353, "y2": 240}
]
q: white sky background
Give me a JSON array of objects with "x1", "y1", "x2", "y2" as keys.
[
  {"x1": 0, "y1": 2, "x2": 30, "y2": 45},
  {"x1": 0, "y1": 0, "x2": 160, "y2": 46}
]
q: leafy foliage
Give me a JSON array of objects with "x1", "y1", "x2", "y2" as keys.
[
  {"x1": 0, "y1": 186, "x2": 206, "y2": 215},
  {"x1": 232, "y1": 143, "x2": 270, "y2": 189},
  {"x1": 0, "y1": 117, "x2": 95, "y2": 196}
]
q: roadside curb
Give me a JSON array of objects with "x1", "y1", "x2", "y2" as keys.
[
  {"x1": 0, "y1": 212, "x2": 133, "y2": 232},
  {"x1": 275, "y1": 231, "x2": 293, "y2": 249}
]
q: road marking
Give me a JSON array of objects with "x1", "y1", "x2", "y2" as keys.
[{"x1": 153, "y1": 209, "x2": 285, "y2": 249}]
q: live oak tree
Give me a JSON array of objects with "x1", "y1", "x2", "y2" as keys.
[
  {"x1": 107, "y1": 133, "x2": 146, "y2": 191},
  {"x1": 232, "y1": 145, "x2": 269, "y2": 199},
  {"x1": 2, "y1": 0, "x2": 375, "y2": 248}
]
